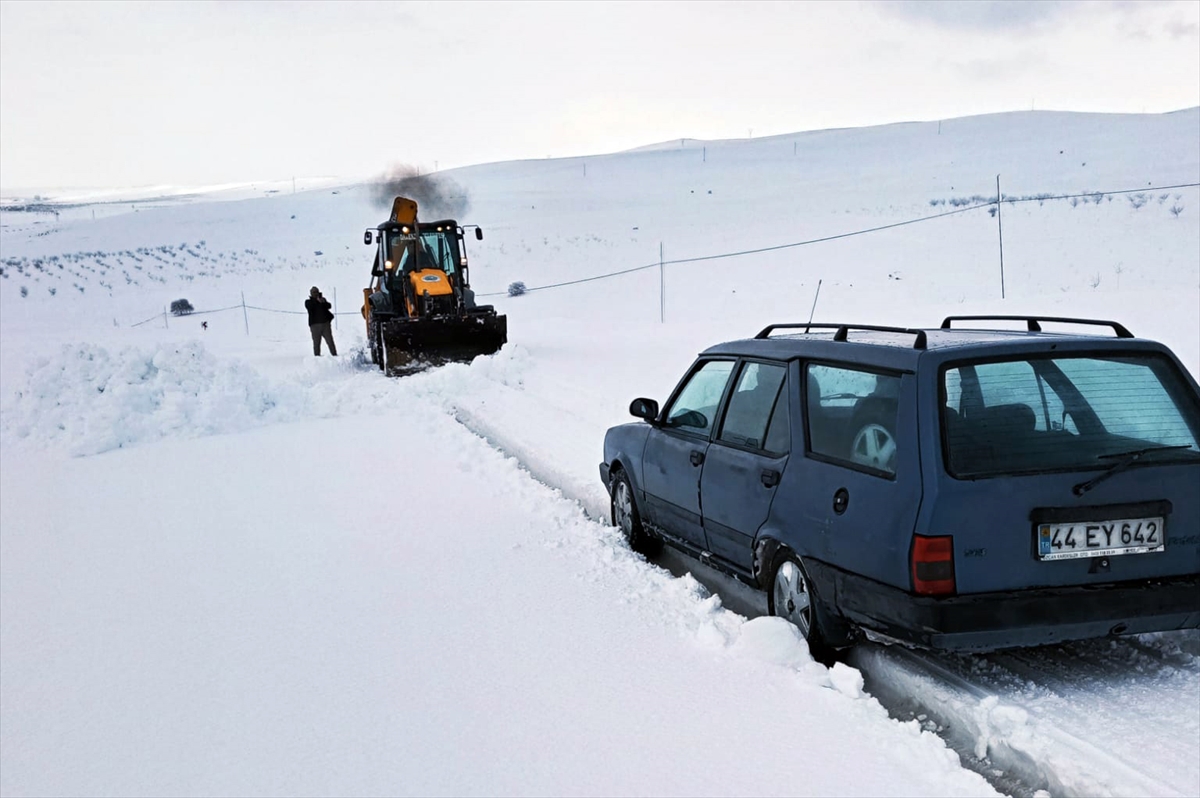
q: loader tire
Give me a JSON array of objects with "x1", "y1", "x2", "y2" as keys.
[{"x1": 370, "y1": 320, "x2": 385, "y2": 370}]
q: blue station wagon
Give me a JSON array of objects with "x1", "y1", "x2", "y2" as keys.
[{"x1": 600, "y1": 316, "x2": 1200, "y2": 656}]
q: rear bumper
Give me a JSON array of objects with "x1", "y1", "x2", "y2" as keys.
[{"x1": 805, "y1": 559, "x2": 1200, "y2": 652}]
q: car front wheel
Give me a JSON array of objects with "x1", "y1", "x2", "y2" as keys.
[{"x1": 610, "y1": 470, "x2": 661, "y2": 556}]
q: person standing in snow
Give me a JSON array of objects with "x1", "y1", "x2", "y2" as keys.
[{"x1": 305, "y1": 286, "x2": 337, "y2": 356}]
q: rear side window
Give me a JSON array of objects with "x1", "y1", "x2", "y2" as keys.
[
  {"x1": 943, "y1": 353, "x2": 1200, "y2": 477},
  {"x1": 719, "y1": 362, "x2": 788, "y2": 452},
  {"x1": 807, "y1": 364, "x2": 901, "y2": 475}
]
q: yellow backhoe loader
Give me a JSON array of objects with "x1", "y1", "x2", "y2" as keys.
[{"x1": 362, "y1": 197, "x2": 506, "y2": 373}]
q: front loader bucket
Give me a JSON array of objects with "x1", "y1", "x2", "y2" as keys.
[{"x1": 379, "y1": 312, "x2": 507, "y2": 374}]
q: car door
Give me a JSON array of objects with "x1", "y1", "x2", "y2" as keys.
[
  {"x1": 793, "y1": 361, "x2": 920, "y2": 585},
  {"x1": 701, "y1": 361, "x2": 791, "y2": 573},
  {"x1": 642, "y1": 359, "x2": 735, "y2": 551}
]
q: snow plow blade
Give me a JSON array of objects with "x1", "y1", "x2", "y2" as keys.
[{"x1": 376, "y1": 309, "x2": 507, "y2": 374}]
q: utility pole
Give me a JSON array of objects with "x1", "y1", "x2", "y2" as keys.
[
  {"x1": 996, "y1": 175, "x2": 1006, "y2": 300},
  {"x1": 659, "y1": 243, "x2": 665, "y2": 324}
]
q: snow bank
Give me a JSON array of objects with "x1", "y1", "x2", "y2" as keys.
[{"x1": 2, "y1": 341, "x2": 304, "y2": 455}]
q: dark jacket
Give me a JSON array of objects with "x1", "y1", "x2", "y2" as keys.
[
  {"x1": 306, "y1": 296, "x2": 334, "y2": 325},
  {"x1": 304, "y1": 294, "x2": 333, "y2": 326}
]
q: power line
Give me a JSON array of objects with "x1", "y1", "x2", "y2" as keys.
[
  {"x1": 476, "y1": 199, "x2": 995, "y2": 297},
  {"x1": 476, "y1": 180, "x2": 1199, "y2": 298}
]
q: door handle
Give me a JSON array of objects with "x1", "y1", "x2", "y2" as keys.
[
  {"x1": 761, "y1": 469, "x2": 780, "y2": 488},
  {"x1": 689, "y1": 450, "x2": 705, "y2": 466}
]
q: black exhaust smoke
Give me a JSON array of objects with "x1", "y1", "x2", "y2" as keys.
[{"x1": 371, "y1": 163, "x2": 470, "y2": 219}]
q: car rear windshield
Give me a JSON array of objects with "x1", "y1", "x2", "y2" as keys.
[{"x1": 942, "y1": 353, "x2": 1200, "y2": 477}]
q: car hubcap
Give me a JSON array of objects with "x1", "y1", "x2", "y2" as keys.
[
  {"x1": 613, "y1": 481, "x2": 633, "y2": 538},
  {"x1": 773, "y1": 560, "x2": 812, "y2": 638},
  {"x1": 851, "y1": 423, "x2": 896, "y2": 471}
]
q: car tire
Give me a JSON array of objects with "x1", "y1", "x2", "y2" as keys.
[
  {"x1": 610, "y1": 469, "x2": 661, "y2": 556},
  {"x1": 848, "y1": 399, "x2": 897, "y2": 471},
  {"x1": 849, "y1": 422, "x2": 897, "y2": 471},
  {"x1": 767, "y1": 550, "x2": 842, "y2": 665}
]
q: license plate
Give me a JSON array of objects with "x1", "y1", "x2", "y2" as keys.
[{"x1": 1037, "y1": 517, "x2": 1165, "y2": 561}]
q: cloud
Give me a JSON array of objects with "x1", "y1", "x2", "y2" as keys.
[
  {"x1": 949, "y1": 50, "x2": 1049, "y2": 83},
  {"x1": 873, "y1": 0, "x2": 1076, "y2": 32},
  {"x1": 1164, "y1": 18, "x2": 1199, "y2": 38}
]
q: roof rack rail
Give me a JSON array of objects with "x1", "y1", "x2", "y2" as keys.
[
  {"x1": 755, "y1": 322, "x2": 928, "y2": 350},
  {"x1": 939, "y1": 315, "x2": 1133, "y2": 338}
]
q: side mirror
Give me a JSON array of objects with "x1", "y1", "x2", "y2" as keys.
[
  {"x1": 629, "y1": 398, "x2": 659, "y2": 422},
  {"x1": 364, "y1": 230, "x2": 374, "y2": 245},
  {"x1": 371, "y1": 267, "x2": 383, "y2": 277},
  {"x1": 475, "y1": 228, "x2": 483, "y2": 241}
]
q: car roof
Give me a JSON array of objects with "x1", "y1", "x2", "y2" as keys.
[{"x1": 699, "y1": 319, "x2": 1157, "y2": 370}]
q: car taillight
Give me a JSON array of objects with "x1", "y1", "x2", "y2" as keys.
[{"x1": 912, "y1": 534, "x2": 956, "y2": 596}]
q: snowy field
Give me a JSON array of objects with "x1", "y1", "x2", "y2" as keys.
[{"x1": 1, "y1": 109, "x2": 1198, "y2": 797}]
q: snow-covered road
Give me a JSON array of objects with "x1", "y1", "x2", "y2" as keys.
[{"x1": 4, "y1": 334, "x2": 1194, "y2": 797}]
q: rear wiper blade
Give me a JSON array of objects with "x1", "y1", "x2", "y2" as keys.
[{"x1": 1072, "y1": 445, "x2": 1195, "y2": 496}]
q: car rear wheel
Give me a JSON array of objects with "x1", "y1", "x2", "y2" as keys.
[
  {"x1": 767, "y1": 551, "x2": 840, "y2": 664},
  {"x1": 610, "y1": 470, "x2": 661, "y2": 556}
]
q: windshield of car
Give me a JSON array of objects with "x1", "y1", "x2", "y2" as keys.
[{"x1": 942, "y1": 353, "x2": 1200, "y2": 477}]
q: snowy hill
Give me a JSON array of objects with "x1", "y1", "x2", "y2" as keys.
[{"x1": 1, "y1": 109, "x2": 1198, "y2": 797}]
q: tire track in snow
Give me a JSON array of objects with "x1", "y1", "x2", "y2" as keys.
[{"x1": 856, "y1": 642, "x2": 1195, "y2": 798}]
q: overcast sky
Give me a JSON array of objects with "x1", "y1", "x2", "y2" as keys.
[{"x1": 1, "y1": 0, "x2": 1197, "y2": 191}]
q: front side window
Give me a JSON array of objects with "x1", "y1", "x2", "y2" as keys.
[
  {"x1": 806, "y1": 364, "x2": 901, "y2": 475},
  {"x1": 665, "y1": 360, "x2": 735, "y2": 436},
  {"x1": 718, "y1": 362, "x2": 788, "y2": 452},
  {"x1": 943, "y1": 353, "x2": 1200, "y2": 477}
]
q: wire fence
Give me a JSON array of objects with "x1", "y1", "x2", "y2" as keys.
[{"x1": 129, "y1": 178, "x2": 1199, "y2": 326}]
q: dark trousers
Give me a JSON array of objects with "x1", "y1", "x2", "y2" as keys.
[{"x1": 310, "y1": 322, "x2": 337, "y2": 356}]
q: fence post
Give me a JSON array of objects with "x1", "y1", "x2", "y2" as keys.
[
  {"x1": 996, "y1": 175, "x2": 1006, "y2": 300},
  {"x1": 333, "y1": 287, "x2": 338, "y2": 329},
  {"x1": 163, "y1": 306, "x2": 169, "y2": 329},
  {"x1": 241, "y1": 291, "x2": 249, "y2": 335}
]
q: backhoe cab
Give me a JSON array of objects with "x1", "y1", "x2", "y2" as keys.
[{"x1": 362, "y1": 197, "x2": 506, "y2": 373}]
